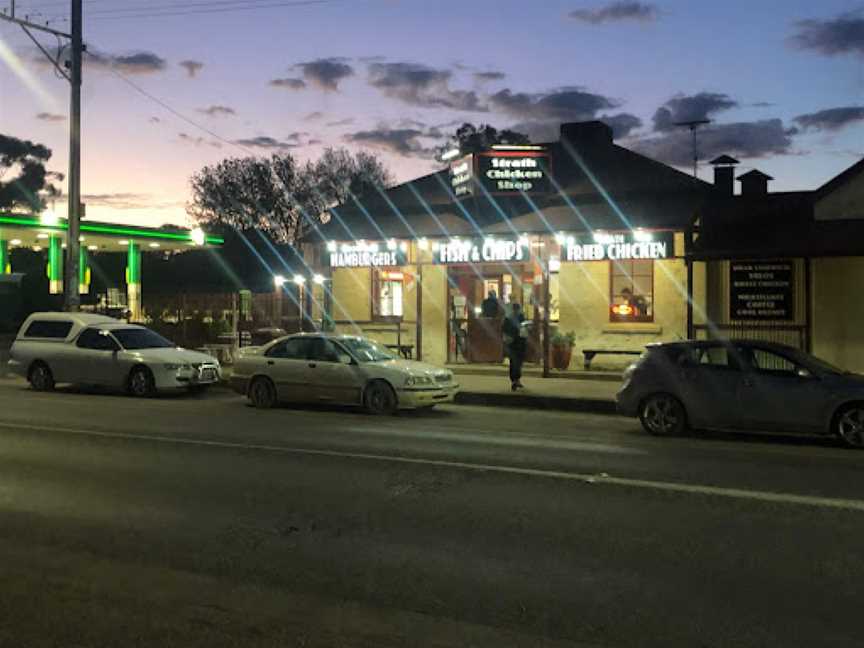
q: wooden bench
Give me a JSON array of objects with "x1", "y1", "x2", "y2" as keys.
[
  {"x1": 385, "y1": 344, "x2": 414, "y2": 360},
  {"x1": 582, "y1": 349, "x2": 642, "y2": 370}
]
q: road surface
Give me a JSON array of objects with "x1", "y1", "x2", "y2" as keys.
[{"x1": 0, "y1": 379, "x2": 862, "y2": 647}]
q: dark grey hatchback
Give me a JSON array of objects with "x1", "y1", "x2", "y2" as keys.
[{"x1": 616, "y1": 340, "x2": 864, "y2": 448}]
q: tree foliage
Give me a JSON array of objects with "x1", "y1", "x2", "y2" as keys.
[
  {"x1": 439, "y1": 123, "x2": 531, "y2": 158},
  {"x1": 0, "y1": 134, "x2": 62, "y2": 212},
  {"x1": 188, "y1": 147, "x2": 391, "y2": 243}
]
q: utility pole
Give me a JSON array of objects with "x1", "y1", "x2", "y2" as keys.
[
  {"x1": 1, "y1": 0, "x2": 82, "y2": 311},
  {"x1": 67, "y1": 0, "x2": 82, "y2": 311},
  {"x1": 674, "y1": 119, "x2": 710, "y2": 178}
]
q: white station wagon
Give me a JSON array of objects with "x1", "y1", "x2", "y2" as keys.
[
  {"x1": 230, "y1": 333, "x2": 459, "y2": 414},
  {"x1": 7, "y1": 312, "x2": 221, "y2": 397}
]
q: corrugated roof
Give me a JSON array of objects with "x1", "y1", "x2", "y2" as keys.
[{"x1": 310, "y1": 139, "x2": 713, "y2": 242}]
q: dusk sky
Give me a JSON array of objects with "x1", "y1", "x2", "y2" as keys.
[{"x1": 2, "y1": 0, "x2": 863, "y2": 228}]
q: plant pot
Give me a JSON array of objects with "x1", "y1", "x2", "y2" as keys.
[{"x1": 550, "y1": 343, "x2": 572, "y2": 370}]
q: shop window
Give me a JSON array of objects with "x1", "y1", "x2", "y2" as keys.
[
  {"x1": 610, "y1": 259, "x2": 654, "y2": 322},
  {"x1": 373, "y1": 269, "x2": 404, "y2": 319}
]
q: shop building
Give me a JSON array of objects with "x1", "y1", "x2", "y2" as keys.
[
  {"x1": 304, "y1": 121, "x2": 714, "y2": 369},
  {"x1": 691, "y1": 156, "x2": 864, "y2": 373}
]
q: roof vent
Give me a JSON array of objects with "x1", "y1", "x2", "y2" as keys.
[
  {"x1": 710, "y1": 155, "x2": 739, "y2": 196},
  {"x1": 738, "y1": 169, "x2": 773, "y2": 196}
]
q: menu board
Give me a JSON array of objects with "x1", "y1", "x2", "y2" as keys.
[{"x1": 729, "y1": 261, "x2": 794, "y2": 320}]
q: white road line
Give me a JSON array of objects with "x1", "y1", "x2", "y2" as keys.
[{"x1": 2, "y1": 420, "x2": 864, "y2": 513}]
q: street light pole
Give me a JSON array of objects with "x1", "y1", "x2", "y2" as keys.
[{"x1": 66, "y1": 0, "x2": 82, "y2": 311}]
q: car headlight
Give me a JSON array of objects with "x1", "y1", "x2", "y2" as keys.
[{"x1": 405, "y1": 375, "x2": 434, "y2": 387}]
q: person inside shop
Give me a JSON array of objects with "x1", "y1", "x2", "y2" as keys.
[
  {"x1": 481, "y1": 290, "x2": 501, "y2": 318},
  {"x1": 502, "y1": 302, "x2": 527, "y2": 391},
  {"x1": 620, "y1": 287, "x2": 648, "y2": 318}
]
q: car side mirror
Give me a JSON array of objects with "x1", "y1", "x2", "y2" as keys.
[{"x1": 337, "y1": 353, "x2": 354, "y2": 365}]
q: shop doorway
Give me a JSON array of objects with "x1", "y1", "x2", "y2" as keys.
[{"x1": 447, "y1": 264, "x2": 543, "y2": 364}]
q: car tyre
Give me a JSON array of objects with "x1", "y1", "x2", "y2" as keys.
[
  {"x1": 248, "y1": 376, "x2": 277, "y2": 409},
  {"x1": 834, "y1": 403, "x2": 864, "y2": 449},
  {"x1": 639, "y1": 393, "x2": 687, "y2": 436},
  {"x1": 364, "y1": 380, "x2": 397, "y2": 415},
  {"x1": 128, "y1": 366, "x2": 156, "y2": 398},
  {"x1": 29, "y1": 361, "x2": 55, "y2": 392}
]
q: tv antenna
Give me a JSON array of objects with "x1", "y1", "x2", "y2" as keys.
[{"x1": 674, "y1": 119, "x2": 711, "y2": 178}]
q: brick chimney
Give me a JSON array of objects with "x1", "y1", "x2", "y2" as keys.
[
  {"x1": 737, "y1": 169, "x2": 773, "y2": 196},
  {"x1": 709, "y1": 155, "x2": 739, "y2": 196},
  {"x1": 560, "y1": 121, "x2": 613, "y2": 149}
]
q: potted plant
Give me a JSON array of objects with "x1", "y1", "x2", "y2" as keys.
[{"x1": 550, "y1": 330, "x2": 575, "y2": 370}]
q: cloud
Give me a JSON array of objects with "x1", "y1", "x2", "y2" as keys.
[
  {"x1": 474, "y1": 71, "x2": 506, "y2": 82},
  {"x1": 149, "y1": 116, "x2": 162, "y2": 124},
  {"x1": 80, "y1": 193, "x2": 185, "y2": 210},
  {"x1": 85, "y1": 50, "x2": 167, "y2": 74},
  {"x1": 511, "y1": 112, "x2": 641, "y2": 142},
  {"x1": 652, "y1": 92, "x2": 738, "y2": 131},
  {"x1": 179, "y1": 60, "x2": 204, "y2": 78},
  {"x1": 568, "y1": 1, "x2": 659, "y2": 24},
  {"x1": 304, "y1": 111, "x2": 325, "y2": 121},
  {"x1": 488, "y1": 87, "x2": 618, "y2": 121},
  {"x1": 234, "y1": 136, "x2": 298, "y2": 150},
  {"x1": 35, "y1": 112, "x2": 65, "y2": 122},
  {"x1": 326, "y1": 117, "x2": 355, "y2": 127},
  {"x1": 269, "y1": 77, "x2": 306, "y2": 90},
  {"x1": 790, "y1": 11, "x2": 864, "y2": 57},
  {"x1": 793, "y1": 106, "x2": 864, "y2": 132},
  {"x1": 345, "y1": 127, "x2": 433, "y2": 157},
  {"x1": 633, "y1": 119, "x2": 794, "y2": 167},
  {"x1": 178, "y1": 132, "x2": 205, "y2": 146},
  {"x1": 197, "y1": 105, "x2": 236, "y2": 117},
  {"x1": 294, "y1": 57, "x2": 354, "y2": 91},
  {"x1": 368, "y1": 61, "x2": 485, "y2": 111},
  {"x1": 599, "y1": 112, "x2": 643, "y2": 138}
]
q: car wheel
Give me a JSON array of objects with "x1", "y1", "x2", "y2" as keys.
[
  {"x1": 364, "y1": 380, "x2": 397, "y2": 415},
  {"x1": 128, "y1": 366, "x2": 156, "y2": 398},
  {"x1": 639, "y1": 393, "x2": 687, "y2": 436},
  {"x1": 248, "y1": 376, "x2": 277, "y2": 409},
  {"x1": 834, "y1": 404, "x2": 864, "y2": 449},
  {"x1": 29, "y1": 362, "x2": 55, "y2": 392}
]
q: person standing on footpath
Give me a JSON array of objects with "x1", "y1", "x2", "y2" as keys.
[{"x1": 502, "y1": 302, "x2": 526, "y2": 391}]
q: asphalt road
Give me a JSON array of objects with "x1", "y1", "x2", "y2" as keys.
[{"x1": 1, "y1": 379, "x2": 863, "y2": 648}]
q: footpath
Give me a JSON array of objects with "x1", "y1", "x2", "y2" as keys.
[{"x1": 452, "y1": 369, "x2": 620, "y2": 414}]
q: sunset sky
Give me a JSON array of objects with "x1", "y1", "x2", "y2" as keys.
[{"x1": 2, "y1": 0, "x2": 863, "y2": 228}]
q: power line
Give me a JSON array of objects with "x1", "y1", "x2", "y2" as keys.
[
  {"x1": 103, "y1": 63, "x2": 256, "y2": 157},
  {"x1": 87, "y1": 0, "x2": 343, "y2": 21}
]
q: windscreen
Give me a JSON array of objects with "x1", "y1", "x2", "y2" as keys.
[
  {"x1": 112, "y1": 328, "x2": 175, "y2": 350},
  {"x1": 338, "y1": 337, "x2": 395, "y2": 363}
]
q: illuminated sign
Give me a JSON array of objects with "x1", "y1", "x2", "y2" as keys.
[
  {"x1": 730, "y1": 261, "x2": 794, "y2": 320},
  {"x1": 434, "y1": 238, "x2": 529, "y2": 264},
  {"x1": 449, "y1": 154, "x2": 474, "y2": 198},
  {"x1": 329, "y1": 244, "x2": 406, "y2": 268},
  {"x1": 564, "y1": 231, "x2": 674, "y2": 262},
  {"x1": 476, "y1": 150, "x2": 551, "y2": 194}
]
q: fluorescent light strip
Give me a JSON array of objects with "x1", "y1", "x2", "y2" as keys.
[{"x1": 0, "y1": 214, "x2": 224, "y2": 245}]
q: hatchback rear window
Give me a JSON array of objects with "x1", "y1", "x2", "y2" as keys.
[{"x1": 23, "y1": 320, "x2": 72, "y2": 339}]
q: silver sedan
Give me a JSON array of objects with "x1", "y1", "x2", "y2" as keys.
[{"x1": 230, "y1": 333, "x2": 458, "y2": 414}]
